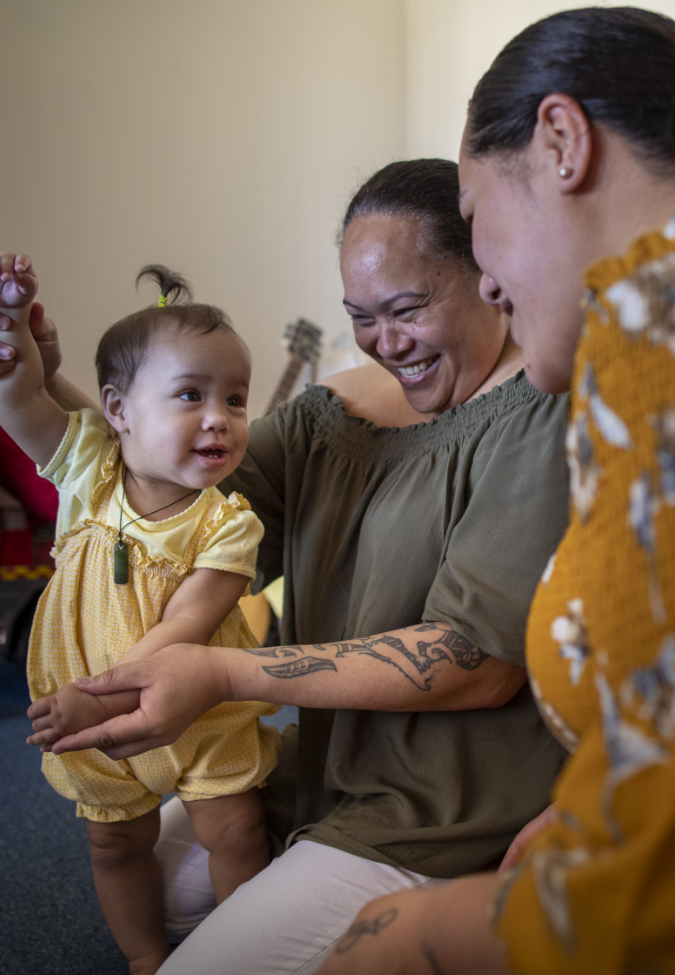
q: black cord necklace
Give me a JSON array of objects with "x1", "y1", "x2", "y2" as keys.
[{"x1": 113, "y1": 468, "x2": 199, "y2": 585}]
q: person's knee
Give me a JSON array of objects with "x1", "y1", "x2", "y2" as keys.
[
  {"x1": 185, "y1": 790, "x2": 267, "y2": 856},
  {"x1": 87, "y1": 809, "x2": 160, "y2": 867}
]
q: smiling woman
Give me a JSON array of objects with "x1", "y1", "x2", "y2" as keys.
[
  {"x1": 340, "y1": 159, "x2": 520, "y2": 416},
  {"x1": 12, "y1": 160, "x2": 572, "y2": 975},
  {"x1": 317, "y1": 9, "x2": 675, "y2": 975}
]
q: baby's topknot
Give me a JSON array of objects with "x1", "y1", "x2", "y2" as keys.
[
  {"x1": 95, "y1": 265, "x2": 240, "y2": 393},
  {"x1": 136, "y1": 265, "x2": 193, "y2": 305}
]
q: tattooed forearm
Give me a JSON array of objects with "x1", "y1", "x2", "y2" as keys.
[
  {"x1": 238, "y1": 623, "x2": 488, "y2": 691},
  {"x1": 335, "y1": 908, "x2": 398, "y2": 955},
  {"x1": 415, "y1": 626, "x2": 489, "y2": 671},
  {"x1": 239, "y1": 645, "x2": 303, "y2": 658},
  {"x1": 262, "y1": 657, "x2": 337, "y2": 679},
  {"x1": 332, "y1": 628, "x2": 487, "y2": 689},
  {"x1": 332, "y1": 636, "x2": 445, "y2": 691}
]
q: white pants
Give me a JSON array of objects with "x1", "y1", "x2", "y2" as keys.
[{"x1": 155, "y1": 796, "x2": 448, "y2": 975}]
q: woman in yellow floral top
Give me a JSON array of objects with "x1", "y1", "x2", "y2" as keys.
[{"x1": 315, "y1": 6, "x2": 675, "y2": 975}]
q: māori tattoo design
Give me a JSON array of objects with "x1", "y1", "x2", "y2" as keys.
[
  {"x1": 262, "y1": 656, "x2": 337, "y2": 679},
  {"x1": 335, "y1": 908, "x2": 399, "y2": 954},
  {"x1": 241, "y1": 624, "x2": 487, "y2": 688}
]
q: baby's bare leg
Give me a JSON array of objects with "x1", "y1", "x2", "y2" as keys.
[
  {"x1": 184, "y1": 789, "x2": 270, "y2": 904},
  {"x1": 86, "y1": 808, "x2": 169, "y2": 975}
]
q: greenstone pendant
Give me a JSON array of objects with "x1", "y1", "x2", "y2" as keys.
[{"x1": 114, "y1": 541, "x2": 129, "y2": 585}]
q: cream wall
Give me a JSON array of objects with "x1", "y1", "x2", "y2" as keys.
[
  {"x1": 5, "y1": 1, "x2": 675, "y2": 416},
  {"x1": 405, "y1": 0, "x2": 675, "y2": 160},
  {"x1": 1, "y1": 1, "x2": 405, "y2": 416}
]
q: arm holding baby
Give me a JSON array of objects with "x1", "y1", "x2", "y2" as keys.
[{"x1": 27, "y1": 566, "x2": 249, "y2": 748}]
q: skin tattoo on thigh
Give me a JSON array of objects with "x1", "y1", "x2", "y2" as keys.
[
  {"x1": 241, "y1": 623, "x2": 488, "y2": 690},
  {"x1": 335, "y1": 908, "x2": 399, "y2": 954}
]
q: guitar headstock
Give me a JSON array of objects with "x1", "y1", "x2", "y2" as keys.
[{"x1": 282, "y1": 318, "x2": 322, "y2": 362}]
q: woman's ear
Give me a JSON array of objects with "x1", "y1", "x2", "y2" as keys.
[
  {"x1": 101, "y1": 385, "x2": 129, "y2": 435},
  {"x1": 531, "y1": 93, "x2": 593, "y2": 194}
]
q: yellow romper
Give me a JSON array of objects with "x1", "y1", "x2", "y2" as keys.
[
  {"x1": 494, "y1": 223, "x2": 675, "y2": 972},
  {"x1": 27, "y1": 409, "x2": 279, "y2": 823}
]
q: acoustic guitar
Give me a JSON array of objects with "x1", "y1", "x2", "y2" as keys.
[{"x1": 265, "y1": 318, "x2": 323, "y2": 413}]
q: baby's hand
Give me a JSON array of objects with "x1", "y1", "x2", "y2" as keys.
[
  {"x1": 0, "y1": 253, "x2": 38, "y2": 309},
  {"x1": 27, "y1": 683, "x2": 141, "y2": 750}
]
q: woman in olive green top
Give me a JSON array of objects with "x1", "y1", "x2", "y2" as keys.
[{"x1": 24, "y1": 160, "x2": 569, "y2": 974}]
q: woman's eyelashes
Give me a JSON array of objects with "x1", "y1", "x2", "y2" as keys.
[
  {"x1": 350, "y1": 306, "x2": 422, "y2": 326},
  {"x1": 348, "y1": 313, "x2": 373, "y2": 326}
]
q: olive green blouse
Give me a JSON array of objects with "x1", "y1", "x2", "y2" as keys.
[{"x1": 222, "y1": 372, "x2": 570, "y2": 878}]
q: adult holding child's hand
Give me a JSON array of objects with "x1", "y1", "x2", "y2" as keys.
[
  {"x1": 0, "y1": 296, "x2": 100, "y2": 412},
  {"x1": 16, "y1": 160, "x2": 571, "y2": 975},
  {"x1": 0, "y1": 254, "x2": 68, "y2": 465},
  {"x1": 43, "y1": 644, "x2": 224, "y2": 759}
]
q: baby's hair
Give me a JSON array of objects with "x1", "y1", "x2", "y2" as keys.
[{"x1": 95, "y1": 265, "x2": 239, "y2": 393}]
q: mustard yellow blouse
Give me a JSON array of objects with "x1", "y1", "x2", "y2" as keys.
[{"x1": 495, "y1": 221, "x2": 675, "y2": 974}]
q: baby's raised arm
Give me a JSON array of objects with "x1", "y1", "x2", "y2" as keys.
[
  {"x1": 0, "y1": 253, "x2": 68, "y2": 466},
  {"x1": 27, "y1": 567, "x2": 250, "y2": 747}
]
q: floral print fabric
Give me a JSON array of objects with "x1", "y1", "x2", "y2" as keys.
[{"x1": 495, "y1": 222, "x2": 675, "y2": 974}]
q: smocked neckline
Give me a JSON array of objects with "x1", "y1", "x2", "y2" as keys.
[{"x1": 291, "y1": 370, "x2": 546, "y2": 461}]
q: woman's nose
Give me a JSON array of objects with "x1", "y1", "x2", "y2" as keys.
[
  {"x1": 478, "y1": 272, "x2": 503, "y2": 307},
  {"x1": 376, "y1": 321, "x2": 415, "y2": 361}
]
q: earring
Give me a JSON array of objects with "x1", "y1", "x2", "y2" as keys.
[{"x1": 559, "y1": 166, "x2": 573, "y2": 178}]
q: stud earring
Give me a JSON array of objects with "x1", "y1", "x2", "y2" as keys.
[{"x1": 559, "y1": 166, "x2": 573, "y2": 178}]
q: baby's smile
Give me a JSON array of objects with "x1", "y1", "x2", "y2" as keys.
[{"x1": 193, "y1": 443, "x2": 228, "y2": 468}]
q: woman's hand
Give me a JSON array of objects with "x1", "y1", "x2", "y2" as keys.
[
  {"x1": 498, "y1": 804, "x2": 558, "y2": 872},
  {"x1": 27, "y1": 684, "x2": 142, "y2": 750},
  {"x1": 317, "y1": 875, "x2": 511, "y2": 975},
  {"x1": 49, "y1": 643, "x2": 228, "y2": 760}
]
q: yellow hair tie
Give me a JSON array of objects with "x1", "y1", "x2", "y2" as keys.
[{"x1": 158, "y1": 295, "x2": 168, "y2": 307}]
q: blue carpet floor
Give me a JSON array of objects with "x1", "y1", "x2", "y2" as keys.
[{"x1": 0, "y1": 662, "x2": 297, "y2": 974}]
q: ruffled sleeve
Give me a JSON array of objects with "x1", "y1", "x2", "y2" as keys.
[
  {"x1": 193, "y1": 493, "x2": 264, "y2": 579},
  {"x1": 37, "y1": 408, "x2": 116, "y2": 536}
]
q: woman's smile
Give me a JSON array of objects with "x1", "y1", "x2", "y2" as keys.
[
  {"x1": 394, "y1": 354, "x2": 440, "y2": 386},
  {"x1": 340, "y1": 213, "x2": 511, "y2": 415}
]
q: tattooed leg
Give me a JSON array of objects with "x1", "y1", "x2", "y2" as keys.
[{"x1": 335, "y1": 908, "x2": 399, "y2": 955}]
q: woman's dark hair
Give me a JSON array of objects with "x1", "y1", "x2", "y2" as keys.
[
  {"x1": 340, "y1": 159, "x2": 479, "y2": 274},
  {"x1": 467, "y1": 6, "x2": 675, "y2": 175},
  {"x1": 95, "y1": 265, "x2": 237, "y2": 392}
]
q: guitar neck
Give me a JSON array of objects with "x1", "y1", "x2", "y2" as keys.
[{"x1": 266, "y1": 354, "x2": 307, "y2": 413}]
